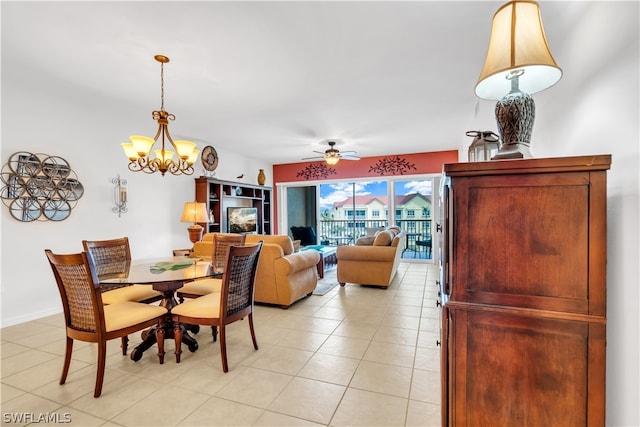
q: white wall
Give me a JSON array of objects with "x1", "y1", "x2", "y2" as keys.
[
  {"x1": 467, "y1": 3, "x2": 639, "y2": 425},
  {"x1": 0, "y1": 62, "x2": 272, "y2": 326}
]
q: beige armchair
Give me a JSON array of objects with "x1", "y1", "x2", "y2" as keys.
[
  {"x1": 336, "y1": 228, "x2": 406, "y2": 288},
  {"x1": 192, "y1": 233, "x2": 320, "y2": 308}
]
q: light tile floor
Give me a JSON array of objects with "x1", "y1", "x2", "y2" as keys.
[{"x1": 1, "y1": 262, "x2": 441, "y2": 426}]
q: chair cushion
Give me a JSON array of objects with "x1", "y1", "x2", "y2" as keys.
[
  {"x1": 179, "y1": 278, "x2": 222, "y2": 296},
  {"x1": 172, "y1": 292, "x2": 221, "y2": 319},
  {"x1": 101, "y1": 286, "x2": 162, "y2": 305},
  {"x1": 373, "y1": 230, "x2": 394, "y2": 246},
  {"x1": 103, "y1": 302, "x2": 166, "y2": 332}
]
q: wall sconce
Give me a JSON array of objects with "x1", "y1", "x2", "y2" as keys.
[{"x1": 112, "y1": 175, "x2": 127, "y2": 217}]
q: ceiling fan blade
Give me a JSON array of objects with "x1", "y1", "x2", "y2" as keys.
[
  {"x1": 301, "y1": 156, "x2": 324, "y2": 160},
  {"x1": 340, "y1": 150, "x2": 358, "y2": 155},
  {"x1": 312, "y1": 150, "x2": 326, "y2": 154},
  {"x1": 341, "y1": 155, "x2": 360, "y2": 160}
]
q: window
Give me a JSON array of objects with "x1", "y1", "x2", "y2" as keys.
[{"x1": 305, "y1": 177, "x2": 437, "y2": 260}]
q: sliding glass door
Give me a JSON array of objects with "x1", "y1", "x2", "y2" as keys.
[
  {"x1": 318, "y1": 181, "x2": 388, "y2": 245},
  {"x1": 280, "y1": 175, "x2": 437, "y2": 262},
  {"x1": 394, "y1": 179, "x2": 433, "y2": 260}
]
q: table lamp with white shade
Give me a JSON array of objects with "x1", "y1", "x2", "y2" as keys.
[
  {"x1": 181, "y1": 202, "x2": 209, "y2": 244},
  {"x1": 475, "y1": 0, "x2": 562, "y2": 159}
]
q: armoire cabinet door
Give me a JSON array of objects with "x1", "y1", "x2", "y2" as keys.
[
  {"x1": 450, "y1": 170, "x2": 607, "y2": 315},
  {"x1": 447, "y1": 306, "x2": 605, "y2": 427}
]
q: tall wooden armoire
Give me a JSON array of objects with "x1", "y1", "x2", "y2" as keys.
[{"x1": 440, "y1": 155, "x2": 611, "y2": 426}]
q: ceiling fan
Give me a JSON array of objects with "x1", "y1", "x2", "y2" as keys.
[{"x1": 302, "y1": 140, "x2": 360, "y2": 165}]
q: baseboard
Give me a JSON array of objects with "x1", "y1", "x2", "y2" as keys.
[{"x1": 0, "y1": 307, "x2": 62, "y2": 328}]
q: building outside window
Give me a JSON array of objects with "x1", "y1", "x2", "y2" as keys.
[{"x1": 313, "y1": 177, "x2": 437, "y2": 260}]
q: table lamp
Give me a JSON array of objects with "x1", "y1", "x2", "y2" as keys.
[
  {"x1": 181, "y1": 201, "x2": 209, "y2": 244},
  {"x1": 475, "y1": 0, "x2": 562, "y2": 159}
]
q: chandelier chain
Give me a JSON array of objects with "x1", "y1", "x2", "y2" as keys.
[{"x1": 160, "y1": 61, "x2": 165, "y2": 112}]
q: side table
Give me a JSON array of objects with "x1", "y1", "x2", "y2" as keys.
[{"x1": 301, "y1": 246, "x2": 337, "y2": 279}]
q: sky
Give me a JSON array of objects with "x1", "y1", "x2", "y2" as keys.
[{"x1": 319, "y1": 179, "x2": 433, "y2": 211}]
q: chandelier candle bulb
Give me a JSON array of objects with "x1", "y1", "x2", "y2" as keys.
[
  {"x1": 187, "y1": 149, "x2": 200, "y2": 165},
  {"x1": 175, "y1": 141, "x2": 198, "y2": 159}
]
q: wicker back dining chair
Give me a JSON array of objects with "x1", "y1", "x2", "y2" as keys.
[
  {"x1": 177, "y1": 233, "x2": 246, "y2": 302},
  {"x1": 172, "y1": 241, "x2": 263, "y2": 372},
  {"x1": 82, "y1": 237, "x2": 162, "y2": 355},
  {"x1": 82, "y1": 237, "x2": 162, "y2": 305},
  {"x1": 44, "y1": 249, "x2": 167, "y2": 398}
]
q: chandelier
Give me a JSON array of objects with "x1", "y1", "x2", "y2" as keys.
[{"x1": 121, "y1": 55, "x2": 199, "y2": 176}]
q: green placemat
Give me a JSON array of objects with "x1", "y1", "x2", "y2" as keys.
[{"x1": 150, "y1": 259, "x2": 194, "y2": 274}]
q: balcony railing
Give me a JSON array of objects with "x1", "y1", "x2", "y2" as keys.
[{"x1": 318, "y1": 219, "x2": 432, "y2": 259}]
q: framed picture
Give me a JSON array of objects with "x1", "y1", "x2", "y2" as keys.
[{"x1": 227, "y1": 207, "x2": 258, "y2": 234}]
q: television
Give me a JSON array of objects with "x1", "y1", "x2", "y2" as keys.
[{"x1": 227, "y1": 207, "x2": 258, "y2": 234}]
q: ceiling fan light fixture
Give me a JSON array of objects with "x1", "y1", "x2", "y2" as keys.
[
  {"x1": 325, "y1": 154, "x2": 340, "y2": 165},
  {"x1": 302, "y1": 139, "x2": 359, "y2": 164}
]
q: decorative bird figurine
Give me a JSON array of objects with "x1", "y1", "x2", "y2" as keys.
[{"x1": 237, "y1": 174, "x2": 244, "y2": 179}]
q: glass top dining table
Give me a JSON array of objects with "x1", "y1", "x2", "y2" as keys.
[
  {"x1": 97, "y1": 256, "x2": 222, "y2": 362},
  {"x1": 97, "y1": 257, "x2": 216, "y2": 287}
]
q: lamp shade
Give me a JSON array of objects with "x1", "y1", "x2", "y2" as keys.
[
  {"x1": 475, "y1": 0, "x2": 562, "y2": 100},
  {"x1": 180, "y1": 202, "x2": 208, "y2": 224},
  {"x1": 325, "y1": 155, "x2": 339, "y2": 166}
]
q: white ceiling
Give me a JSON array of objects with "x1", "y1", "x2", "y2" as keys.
[{"x1": 2, "y1": 1, "x2": 588, "y2": 165}]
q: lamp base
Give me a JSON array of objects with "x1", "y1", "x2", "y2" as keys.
[
  {"x1": 493, "y1": 89, "x2": 535, "y2": 160},
  {"x1": 491, "y1": 142, "x2": 533, "y2": 160},
  {"x1": 187, "y1": 224, "x2": 204, "y2": 244}
]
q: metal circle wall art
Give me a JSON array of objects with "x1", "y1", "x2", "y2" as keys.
[{"x1": 1, "y1": 152, "x2": 84, "y2": 222}]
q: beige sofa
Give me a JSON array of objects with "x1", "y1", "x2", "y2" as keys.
[
  {"x1": 192, "y1": 233, "x2": 320, "y2": 308},
  {"x1": 336, "y1": 227, "x2": 406, "y2": 288}
]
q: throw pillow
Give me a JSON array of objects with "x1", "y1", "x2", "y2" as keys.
[
  {"x1": 356, "y1": 236, "x2": 376, "y2": 246},
  {"x1": 365, "y1": 226, "x2": 384, "y2": 237},
  {"x1": 388, "y1": 226, "x2": 401, "y2": 235},
  {"x1": 373, "y1": 230, "x2": 393, "y2": 246}
]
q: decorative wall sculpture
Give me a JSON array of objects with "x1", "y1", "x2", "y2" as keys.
[
  {"x1": 1, "y1": 152, "x2": 84, "y2": 222},
  {"x1": 296, "y1": 163, "x2": 337, "y2": 180},
  {"x1": 369, "y1": 156, "x2": 417, "y2": 176}
]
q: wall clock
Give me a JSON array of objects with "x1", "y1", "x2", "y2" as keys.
[{"x1": 201, "y1": 146, "x2": 219, "y2": 172}]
